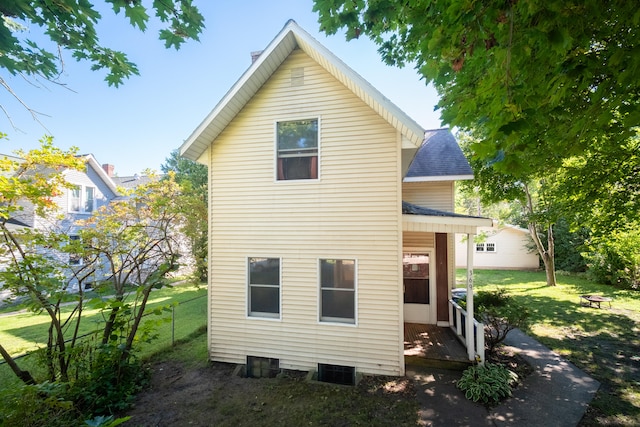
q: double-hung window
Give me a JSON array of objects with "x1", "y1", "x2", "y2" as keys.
[
  {"x1": 248, "y1": 257, "x2": 280, "y2": 318},
  {"x1": 70, "y1": 186, "x2": 82, "y2": 212},
  {"x1": 320, "y1": 259, "x2": 356, "y2": 324},
  {"x1": 69, "y1": 185, "x2": 96, "y2": 213},
  {"x1": 276, "y1": 119, "x2": 318, "y2": 180},
  {"x1": 84, "y1": 187, "x2": 95, "y2": 213}
]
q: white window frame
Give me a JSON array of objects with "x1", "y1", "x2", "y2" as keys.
[
  {"x1": 275, "y1": 117, "x2": 320, "y2": 181},
  {"x1": 485, "y1": 242, "x2": 496, "y2": 252},
  {"x1": 247, "y1": 257, "x2": 281, "y2": 319},
  {"x1": 68, "y1": 184, "x2": 96, "y2": 214},
  {"x1": 319, "y1": 258, "x2": 357, "y2": 325}
]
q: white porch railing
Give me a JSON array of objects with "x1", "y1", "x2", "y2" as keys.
[{"x1": 448, "y1": 299, "x2": 485, "y2": 365}]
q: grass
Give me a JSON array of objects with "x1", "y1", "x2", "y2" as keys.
[
  {"x1": 0, "y1": 282, "x2": 207, "y2": 390},
  {"x1": 1, "y1": 271, "x2": 638, "y2": 425},
  {"x1": 460, "y1": 269, "x2": 640, "y2": 426}
]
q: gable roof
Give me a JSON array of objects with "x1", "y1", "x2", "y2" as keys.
[
  {"x1": 404, "y1": 129, "x2": 474, "y2": 182},
  {"x1": 81, "y1": 154, "x2": 119, "y2": 195},
  {"x1": 180, "y1": 19, "x2": 426, "y2": 162}
]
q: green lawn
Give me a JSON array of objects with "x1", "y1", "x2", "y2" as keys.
[
  {"x1": 460, "y1": 269, "x2": 640, "y2": 426},
  {"x1": 2, "y1": 272, "x2": 638, "y2": 425},
  {"x1": 0, "y1": 282, "x2": 207, "y2": 390}
]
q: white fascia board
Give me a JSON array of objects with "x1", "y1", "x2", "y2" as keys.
[
  {"x1": 403, "y1": 213, "x2": 494, "y2": 229},
  {"x1": 180, "y1": 23, "x2": 298, "y2": 161},
  {"x1": 83, "y1": 155, "x2": 120, "y2": 195},
  {"x1": 180, "y1": 20, "x2": 426, "y2": 161},
  {"x1": 403, "y1": 174, "x2": 474, "y2": 182}
]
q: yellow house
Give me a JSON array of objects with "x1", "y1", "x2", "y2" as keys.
[{"x1": 180, "y1": 20, "x2": 492, "y2": 381}]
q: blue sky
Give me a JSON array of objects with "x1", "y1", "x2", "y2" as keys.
[{"x1": 1, "y1": 1, "x2": 442, "y2": 176}]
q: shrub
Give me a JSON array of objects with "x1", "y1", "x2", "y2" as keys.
[
  {"x1": 474, "y1": 289, "x2": 530, "y2": 355},
  {"x1": 0, "y1": 382, "x2": 79, "y2": 427},
  {"x1": 585, "y1": 229, "x2": 640, "y2": 289},
  {"x1": 457, "y1": 363, "x2": 518, "y2": 405},
  {"x1": 69, "y1": 343, "x2": 149, "y2": 415}
]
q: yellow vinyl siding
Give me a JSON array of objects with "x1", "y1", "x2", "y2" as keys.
[
  {"x1": 402, "y1": 181, "x2": 455, "y2": 211},
  {"x1": 403, "y1": 231, "x2": 435, "y2": 249},
  {"x1": 208, "y1": 50, "x2": 403, "y2": 375}
]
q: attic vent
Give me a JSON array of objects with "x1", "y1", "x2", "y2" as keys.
[{"x1": 291, "y1": 67, "x2": 304, "y2": 86}]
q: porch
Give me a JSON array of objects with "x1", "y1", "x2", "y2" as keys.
[{"x1": 404, "y1": 322, "x2": 473, "y2": 370}]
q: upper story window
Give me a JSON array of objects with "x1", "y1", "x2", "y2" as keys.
[
  {"x1": 319, "y1": 259, "x2": 356, "y2": 324},
  {"x1": 276, "y1": 119, "x2": 318, "y2": 180},
  {"x1": 69, "y1": 185, "x2": 96, "y2": 213},
  {"x1": 248, "y1": 257, "x2": 281, "y2": 318}
]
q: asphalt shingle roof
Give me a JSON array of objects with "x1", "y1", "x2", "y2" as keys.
[{"x1": 405, "y1": 128, "x2": 473, "y2": 179}]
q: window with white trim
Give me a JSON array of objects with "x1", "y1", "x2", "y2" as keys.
[
  {"x1": 476, "y1": 243, "x2": 497, "y2": 253},
  {"x1": 248, "y1": 257, "x2": 280, "y2": 318},
  {"x1": 276, "y1": 119, "x2": 318, "y2": 180},
  {"x1": 69, "y1": 185, "x2": 96, "y2": 213},
  {"x1": 320, "y1": 259, "x2": 355, "y2": 324}
]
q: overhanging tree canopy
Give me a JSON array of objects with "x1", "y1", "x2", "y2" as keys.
[{"x1": 313, "y1": 0, "x2": 640, "y2": 176}]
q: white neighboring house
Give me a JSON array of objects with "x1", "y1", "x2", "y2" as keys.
[
  {"x1": 1, "y1": 154, "x2": 120, "y2": 295},
  {"x1": 455, "y1": 224, "x2": 540, "y2": 270}
]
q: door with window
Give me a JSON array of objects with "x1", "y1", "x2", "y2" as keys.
[{"x1": 403, "y1": 253, "x2": 435, "y2": 324}]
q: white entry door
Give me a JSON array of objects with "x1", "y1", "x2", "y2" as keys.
[{"x1": 403, "y1": 253, "x2": 436, "y2": 324}]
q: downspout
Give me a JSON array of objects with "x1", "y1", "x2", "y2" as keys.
[{"x1": 466, "y1": 233, "x2": 475, "y2": 361}]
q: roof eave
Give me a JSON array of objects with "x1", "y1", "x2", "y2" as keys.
[
  {"x1": 179, "y1": 20, "x2": 426, "y2": 161},
  {"x1": 403, "y1": 174, "x2": 474, "y2": 183}
]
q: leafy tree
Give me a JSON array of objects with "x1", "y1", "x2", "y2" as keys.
[
  {"x1": 313, "y1": 0, "x2": 639, "y2": 217},
  {"x1": 1, "y1": 0, "x2": 204, "y2": 122},
  {"x1": 457, "y1": 131, "x2": 558, "y2": 286},
  {"x1": 585, "y1": 224, "x2": 640, "y2": 289},
  {"x1": 0, "y1": 136, "x2": 85, "y2": 383},
  {"x1": 161, "y1": 150, "x2": 208, "y2": 281},
  {"x1": 553, "y1": 132, "x2": 640, "y2": 234},
  {"x1": 1, "y1": 141, "x2": 186, "y2": 418},
  {"x1": 78, "y1": 172, "x2": 183, "y2": 364}
]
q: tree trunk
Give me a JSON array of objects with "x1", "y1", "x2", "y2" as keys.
[
  {"x1": 524, "y1": 183, "x2": 557, "y2": 287},
  {"x1": 0, "y1": 343, "x2": 36, "y2": 385}
]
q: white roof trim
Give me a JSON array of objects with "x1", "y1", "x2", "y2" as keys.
[
  {"x1": 403, "y1": 214, "x2": 493, "y2": 234},
  {"x1": 180, "y1": 20, "x2": 425, "y2": 161},
  {"x1": 83, "y1": 155, "x2": 119, "y2": 195},
  {"x1": 403, "y1": 174, "x2": 474, "y2": 183}
]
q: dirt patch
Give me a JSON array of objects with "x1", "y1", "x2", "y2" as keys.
[
  {"x1": 122, "y1": 349, "x2": 531, "y2": 427},
  {"x1": 121, "y1": 361, "x2": 420, "y2": 426},
  {"x1": 121, "y1": 361, "x2": 244, "y2": 426}
]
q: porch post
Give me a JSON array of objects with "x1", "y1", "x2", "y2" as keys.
[{"x1": 466, "y1": 233, "x2": 475, "y2": 361}]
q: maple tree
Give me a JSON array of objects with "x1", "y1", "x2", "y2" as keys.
[{"x1": 313, "y1": 1, "x2": 640, "y2": 176}]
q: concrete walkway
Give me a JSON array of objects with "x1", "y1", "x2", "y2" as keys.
[{"x1": 409, "y1": 329, "x2": 600, "y2": 426}]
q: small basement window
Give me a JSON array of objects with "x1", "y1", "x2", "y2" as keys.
[
  {"x1": 246, "y1": 356, "x2": 280, "y2": 378},
  {"x1": 317, "y1": 363, "x2": 355, "y2": 386}
]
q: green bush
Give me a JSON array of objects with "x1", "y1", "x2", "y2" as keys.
[
  {"x1": 69, "y1": 343, "x2": 149, "y2": 416},
  {"x1": 585, "y1": 228, "x2": 640, "y2": 289},
  {"x1": 0, "y1": 382, "x2": 79, "y2": 427},
  {"x1": 457, "y1": 363, "x2": 518, "y2": 405},
  {"x1": 469, "y1": 289, "x2": 530, "y2": 355}
]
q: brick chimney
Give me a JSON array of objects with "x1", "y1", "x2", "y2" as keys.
[{"x1": 102, "y1": 163, "x2": 114, "y2": 177}]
